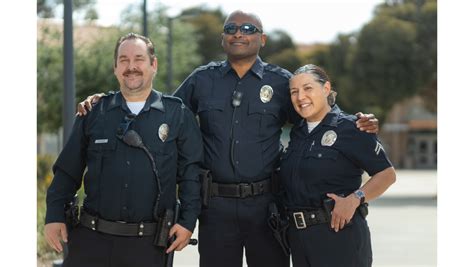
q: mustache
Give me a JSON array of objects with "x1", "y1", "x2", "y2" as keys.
[{"x1": 123, "y1": 70, "x2": 143, "y2": 76}]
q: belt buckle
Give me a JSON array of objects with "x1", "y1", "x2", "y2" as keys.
[
  {"x1": 293, "y1": 212, "x2": 306, "y2": 229},
  {"x1": 239, "y1": 183, "x2": 252, "y2": 198}
]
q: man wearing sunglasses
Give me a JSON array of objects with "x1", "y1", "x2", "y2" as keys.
[
  {"x1": 76, "y1": 10, "x2": 379, "y2": 267},
  {"x1": 44, "y1": 33, "x2": 203, "y2": 267}
]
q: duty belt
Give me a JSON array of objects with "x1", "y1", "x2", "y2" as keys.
[
  {"x1": 210, "y1": 178, "x2": 272, "y2": 198},
  {"x1": 290, "y1": 208, "x2": 329, "y2": 230},
  {"x1": 289, "y1": 203, "x2": 369, "y2": 230},
  {"x1": 80, "y1": 210, "x2": 162, "y2": 237}
]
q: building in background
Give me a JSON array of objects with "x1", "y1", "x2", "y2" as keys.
[{"x1": 380, "y1": 95, "x2": 437, "y2": 169}]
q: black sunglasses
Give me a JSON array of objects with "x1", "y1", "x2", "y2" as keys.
[
  {"x1": 116, "y1": 113, "x2": 136, "y2": 139},
  {"x1": 223, "y1": 23, "x2": 262, "y2": 35}
]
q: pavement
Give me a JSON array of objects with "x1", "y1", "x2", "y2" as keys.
[{"x1": 172, "y1": 169, "x2": 438, "y2": 267}]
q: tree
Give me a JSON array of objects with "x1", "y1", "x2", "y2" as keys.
[
  {"x1": 350, "y1": 15, "x2": 418, "y2": 118},
  {"x1": 37, "y1": 25, "x2": 63, "y2": 133},
  {"x1": 181, "y1": 7, "x2": 227, "y2": 64},
  {"x1": 37, "y1": 0, "x2": 98, "y2": 22},
  {"x1": 266, "y1": 48, "x2": 301, "y2": 73},
  {"x1": 260, "y1": 30, "x2": 296, "y2": 60}
]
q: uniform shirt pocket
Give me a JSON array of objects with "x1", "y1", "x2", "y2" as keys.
[
  {"x1": 85, "y1": 139, "x2": 118, "y2": 200},
  {"x1": 304, "y1": 147, "x2": 339, "y2": 161},
  {"x1": 300, "y1": 147, "x2": 339, "y2": 181},
  {"x1": 246, "y1": 102, "x2": 281, "y2": 136},
  {"x1": 197, "y1": 99, "x2": 226, "y2": 134}
]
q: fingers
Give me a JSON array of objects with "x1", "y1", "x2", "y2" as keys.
[
  {"x1": 44, "y1": 223, "x2": 65, "y2": 253},
  {"x1": 166, "y1": 224, "x2": 192, "y2": 253},
  {"x1": 91, "y1": 93, "x2": 105, "y2": 105},
  {"x1": 60, "y1": 224, "x2": 68, "y2": 243},
  {"x1": 326, "y1": 193, "x2": 338, "y2": 200},
  {"x1": 85, "y1": 99, "x2": 92, "y2": 111},
  {"x1": 76, "y1": 102, "x2": 87, "y2": 116},
  {"x1": 356, "y1": 114, "x2": 378, "y2": 133},
  {"x1": 330, "y1": 212, "x2": 348, "y2": 232},
  {"x1": 166, "y1": 238, "x2": 180, "y2": 254},
  {"x1": 166, "y1": 234, "x2": 190, "y2": 253},
  {"x1": 168, "y1": 225, "x2": 178, "y2": 238}
]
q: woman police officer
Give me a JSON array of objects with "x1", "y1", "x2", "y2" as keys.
[{"x1": 279, "y1": 64, "x2": 396, "y2": 267}]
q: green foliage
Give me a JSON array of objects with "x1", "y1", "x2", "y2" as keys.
[
  {"x1": 38, "y1": 0, "x2": 98, "y2": 20},
  {"x1": 37, "y1": 26, "x2": 63, "y2": 133},
  {"x1": 260, "y1": 30, "x2": 296, "y2": 60},
  {"x1": 348, "y1": 15, "x2": 418, "y2": 119},
  {"x1": 266, "y1": 48, "x2": 301, "y2": 73},
  {"x1": 75, "y1": 29, "x2": 122, "y2": 102},
  {"x1": 181, "y1": 7, "x2": 227, "y2": 64},
  {"x1": 37, "y1": 154, "x2": 56, "y2": 183}
]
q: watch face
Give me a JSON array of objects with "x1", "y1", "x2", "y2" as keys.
[{"x1": 355, "y1": 190, "x2": 365, "y2": 199}]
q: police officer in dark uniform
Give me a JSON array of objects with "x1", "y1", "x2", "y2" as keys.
[
  {"x1": 173, "y1": 10, "x2": 295, "y2": 267},
  {"x1": 280, "y1": 64, "x2": 396, "y2": 267},
  {"x1": 44, "y1": 33, "x2": 203, "y2": 267},
  {"x1": 76, "y1": 11, "x2": 380, "y2": 267}
]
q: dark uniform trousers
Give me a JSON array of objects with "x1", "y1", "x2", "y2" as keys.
[
  {"x1": 288, "y1": 213, "x2": 372, "y2": 267},
  {"x1": 198, "y1": 194, "x2": 290, "y2": 267},
  {"x1": 63, "y1": 226, "x2": 165, "y2": 267}
]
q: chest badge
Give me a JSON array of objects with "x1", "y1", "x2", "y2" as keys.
[
  {"x1": 158, "y1": 123, "x2": 169, "y2": 142},
  {"x1": 260, "y1": 85, "x2": 273, "y2": 103},
  {"x1": 321, "y1": 130, "x2": 337, "y2": 146}
]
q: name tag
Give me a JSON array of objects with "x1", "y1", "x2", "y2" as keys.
[{"x1": 94, "y1": 139, "x2": 109, "y2": 144}]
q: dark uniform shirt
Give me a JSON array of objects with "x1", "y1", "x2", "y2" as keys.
[
  {"x1": 280, "y1": 105, "x2": 392, "y2": 209},
  {"x1": 173, "y1": 57, "x2": 299, "y2": 183},
  {"x1": 46, "y1": 90, "x2": 203, "y2": 231}
]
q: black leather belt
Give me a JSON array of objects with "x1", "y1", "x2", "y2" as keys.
[
  {"x1": 80, "y1": 210, "x2": 161, "y2": 237},
  {"x1": 289, "y1": 203, "x2": 369, "y2": 230},
  {"x1": 211, "y1": 178, "x2": 272, "y2": 198},
  {"x1": 289, "y1": 208, "x2": 329, "y2": 230}
]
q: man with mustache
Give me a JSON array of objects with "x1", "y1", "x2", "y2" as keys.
[{"x1": 44, "y1": 33, "x2": 203, "y2": 267}]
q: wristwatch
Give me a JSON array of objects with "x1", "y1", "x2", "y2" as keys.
[{"x1": 353, "y1": 189, "x2": 366, "y2": 205}]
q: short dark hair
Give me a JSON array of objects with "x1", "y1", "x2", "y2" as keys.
[
  {"x1": 113, "y1": 33, "x2": 156, "y2": 67},
  {"x1": 293, "y1": 64, "x2": 337, "y2": 106}
]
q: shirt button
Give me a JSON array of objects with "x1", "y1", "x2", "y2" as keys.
[
  {"x1": 318, "y1": 153, "x2": 322, "y2": 158},
  {"x1": 126, "y1": 161, "x2": 130, "y2": 165},
  {"x1": 235, "y1": 140, "x2": 239, "y2": 144},
  {"x1": 235, "y1": 120, "x2": 239, "y2": 124},
  {"x1": 122, "y1": 206, "x2": 127, "y2": 210},
  {"x1": 236, "y1": 161, "x2": 239, "y2": 165},
  {"x1": 124, "y1": 183, "x2": 128, "y2": 188}
]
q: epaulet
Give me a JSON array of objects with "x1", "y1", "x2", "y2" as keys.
[
  {"x1": 192, "y1": 61, "x2": 225, "y2": 73},
  {"x1": 90, "y1": 90, "x2": 116, "y2": 110},
  {"x1": 339, "y1": 113, "x2": 358, "y2": 127},
  {"x1": 263, "y1": 62, "x2": 293, "y2": 79},
  {"x1": 162, "y1": 94, "x2": 186, "y2": 123},
  {"x1": 162, "y1": 94, "x2": 185, "y2": 107}
]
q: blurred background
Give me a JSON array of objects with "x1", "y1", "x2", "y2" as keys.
[{"x1": 37, "y1": 0, "x2": 437, "y2": 266}]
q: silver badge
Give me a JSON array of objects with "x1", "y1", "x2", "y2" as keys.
[
  {"x1": 260, "y1": 85, "x2": 273, "y2": 103},
  {"x1": 158, "y1": 123, "x2": 169, "y2": 142},
  {"x1": 321, "y1": 130, "x2": 337, "y2": 146}
]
